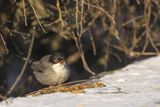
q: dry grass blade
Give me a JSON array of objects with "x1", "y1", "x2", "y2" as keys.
[{"x1": 27, "y1": 80, "x2": 106, "y2": 96}]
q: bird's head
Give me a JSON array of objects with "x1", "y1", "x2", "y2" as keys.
[{"x1": 49, "y1": 53, "x2": 65, "y2": 64}]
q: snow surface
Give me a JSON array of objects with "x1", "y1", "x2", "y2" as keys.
[{"x1": 1, "y1": 56, "x2": 160, "y2": 107}]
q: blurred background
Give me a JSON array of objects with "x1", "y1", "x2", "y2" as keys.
[{"x1": 0, "y1": 0, "x2": 160, "y2": 97}]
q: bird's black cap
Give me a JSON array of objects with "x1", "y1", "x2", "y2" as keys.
[{"x1": 49, "y1": 52, "x2": 64, "y2": 64}]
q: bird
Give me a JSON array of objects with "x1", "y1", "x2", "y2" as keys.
[{"x1": 31, "y1": 53, "x2": 70, "y2": 85}]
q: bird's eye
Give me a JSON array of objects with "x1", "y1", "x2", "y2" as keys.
[{"x1": 54, "y1": 59, "x2": 59, "y2": 63}]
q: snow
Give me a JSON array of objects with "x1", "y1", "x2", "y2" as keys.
[{"x1": 1, "y1": 56, "x2": 160, "y2": 107}]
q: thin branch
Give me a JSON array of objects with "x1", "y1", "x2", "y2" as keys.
[
  {"x1": 74, "y1": 0, "x2": 95, "y2": 76},
  {"x1": 6, "y1": 33, "x2": 35, "y2": 96},
  {"x1": 22, "y1": 0, "x2": 27, "y2": 26},
  {"x1": 136, "y1": 0, "x2": 140, "y2": 5},
  {"x1": 76, "y1": 0, "x2": 80, "y2": 37},
  {"x1": 144, "y1": 0, "x2": 160, "y2": 53},
  {"x1": 82, "y1": 11, "x2": 101, "y2": 34},
  {"x1": 79, "y1": 0, "x2": 84, "y2": 37},
  {"x1": 83, "y1": 1, "x2": 115, "y2": 25},
  {"x1": 71, "y1": 32, "x2": 95, "y2": 76},
  {"x1": 122, "y1": 15, "x2": 144, "y2": 26},
  {"x1": 88, "y1": 29, "x2": 96, "y2": 55},
  {"x1": 0, "y1": 33, "x2": 9, "y2": 54},
  {"x1": 27, "y1": 0, "x2": 47, "y2": 33},
  {"x1": 57, "y1": 0, "x2": 65, "y2": 27}
]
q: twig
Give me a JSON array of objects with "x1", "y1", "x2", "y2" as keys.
[
  {"x1": 105, "y1": 40, "x2": 160, "y2": 57},
  {"x1": 122, "y1": 15, "x2": 144, "y2": 26},
  {"x1": 0, "y1": 33, "x2": 9, "y2": 54},
  {"x1": 143, "y1": 0, "x2": 160, "y2": 54},
  {"x1": 74, "y1": 0, "x2": 95, "y2": 76},
  {"x1": 22, "y1": 0, "x2": 27, "y2": 26},
  {"x1": 75, "y1": 0, "x2": 80, "y2": 37},
  {"x1": 27, "y1": 0, "x2": 47, "y2": 33},
  {"x1": 136, "y1": 0, "x2": 140, "y2": 5},
  {"x1": 72, "y1": 32, "x2": 95, "y2": 76},
  {"x1": 79, "y1": 0, "x2": 84, "y2": 38},
  {"x1": 57, "y1": 0, "x2": 65, "y2": 27},
  {"x1": 82, "y1": 11, "x2": 100, "y2": 34},
  {"x1": 6, "y1": 33, "x2": 35, "y2": 96},
  {"x1": 88, "y1": 29, "x2": 96, "y2": 55},
  {"x1": 83, "y1": 1, "x2": 115, "y2": 25}
]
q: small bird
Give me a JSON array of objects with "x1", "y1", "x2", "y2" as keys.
[{"x1": 31, "y1": 53, "x2": 70, "y2": 85}]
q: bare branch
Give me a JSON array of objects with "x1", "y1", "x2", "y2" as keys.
[
  {"x1": 6, "y1": 32, "x2": 35, "y2": 96},
  {"x1": 27, "y1": 0, "x2": 47, "y2": 33}
]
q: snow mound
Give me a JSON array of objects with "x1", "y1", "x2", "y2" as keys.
[{"x1": 1, "y1": 56, "x2": 160, "y2": 107}]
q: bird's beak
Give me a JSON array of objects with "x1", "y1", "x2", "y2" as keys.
[{"x1": 58, "y1": 58, "x2": 64, "y2": 64}]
